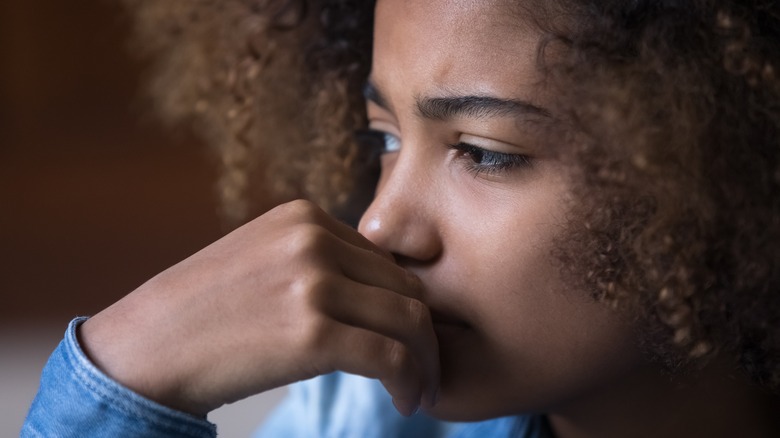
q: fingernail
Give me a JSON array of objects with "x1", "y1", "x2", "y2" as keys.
[
  {"x1": 406, "y1": 271, "x2": 422, "y2": 290},
  {"x1": 392, "y1": 399, "x2": 419, "y2": 417}
]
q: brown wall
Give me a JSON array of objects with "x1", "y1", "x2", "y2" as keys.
[{"x1": 0, "y1": 1, "x2": 258, "y2": 326}]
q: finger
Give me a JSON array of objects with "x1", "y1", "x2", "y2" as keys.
[
  {"x1": 278, "y1": 200, "x2": 395, "y2": 262},
  {"x1": 315, "y1": 277, "x2": 439, "y2": 405},
  {"x1": 331, "y1": 240, "x2": 424, "y2": 300},
  {"x1": 274, "y1": 201, "x2": 418, "y2": 298},
  {"x1": 320, "y1": 323, "x2": 425, "y2": 416},
  {"x1": 322, "y1": 214, "x2": 395, "y2": 262},
  {"x1": 278, "y1": 221, "x2": 416, "y2": 298}
]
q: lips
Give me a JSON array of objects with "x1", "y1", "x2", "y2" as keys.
[
  {"x1": 429, "y1": 309, "x2": 471, "y2": 338},
  {"x1": 430, "y1": 309, "x2": 468, "y2": 326}
]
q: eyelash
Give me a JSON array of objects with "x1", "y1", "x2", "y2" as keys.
[
  {"x1": 447, "y1": 142, "x2": 532, "y2": 177},
  {"x1": 354, "y1": 128, "x2": 531, "y2": 176}
]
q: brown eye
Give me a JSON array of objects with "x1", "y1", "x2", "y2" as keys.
[{"x1": 449, "y1": 142, "x2": 532, "y2": 175}]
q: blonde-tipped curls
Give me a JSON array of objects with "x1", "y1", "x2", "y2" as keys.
[{"x1": 121, "y1": 0, "x2": 780, "y2": 391}]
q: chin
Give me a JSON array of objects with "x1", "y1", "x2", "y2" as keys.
[
  {"x1": 420, "y1": 361, "x2": 527, "y2": 422},
  {"x1": 423, "y1": 331, "x2": 537, "y2": 422}
]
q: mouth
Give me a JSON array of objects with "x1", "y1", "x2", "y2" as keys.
[{"x1": 429, "y1": 309, "x2": 471, "y2": 338}]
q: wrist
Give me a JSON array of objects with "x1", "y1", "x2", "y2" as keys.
[{"x1": 78, "y1": 312, "x2": 211, "y2": 417}]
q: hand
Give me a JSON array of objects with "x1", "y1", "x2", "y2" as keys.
[{"x1": 79, "y1": 200, "x2": 439, "y2": 416}]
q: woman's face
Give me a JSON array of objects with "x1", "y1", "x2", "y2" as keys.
[{"x1": 358, "y1": 0, "x2": 643, "y2": 421}]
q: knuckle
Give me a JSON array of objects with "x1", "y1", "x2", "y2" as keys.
[
  {"x1": 291, "y1": 274, "x2": 333, "y2": 309},
  {"x1": 406, "y1": 299, "x2": 431, "y2": 332},
  {"x1": 288, "y1": 223, "x2": 331, "y2": 255},
  {"x1": 384, "y1": 340, "x2": 411, "y2": 376},
  {"x1": 298, "y1": 313, "x2": 332, "y2": 352},
  {"x1": 282, "y1": 199, "x2": 321, "y2": 222}
]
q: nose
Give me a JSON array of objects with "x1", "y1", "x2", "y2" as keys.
[{"x1": 357, "y1": 155, "x2": 443, "y2": 263}]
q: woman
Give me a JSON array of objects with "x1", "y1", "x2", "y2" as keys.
[{"x1": 23, "y1": 0, "x2": 780, "y2": 437}]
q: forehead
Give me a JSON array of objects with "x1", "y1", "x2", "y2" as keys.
[{"x1": 372, "y1": 0, "x2": 543, "y2": 100}]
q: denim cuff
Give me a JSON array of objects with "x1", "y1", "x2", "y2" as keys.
[{"x1": 22, "y1": 317, "x2": 217, "y2": 438}]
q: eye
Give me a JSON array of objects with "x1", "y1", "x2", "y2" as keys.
[
  {"x1": 354, "y1": 128, "x2": 401, "y2": 159},
  {"x1": 449, "y1": 142, "x2": 532, "y2": 176}
]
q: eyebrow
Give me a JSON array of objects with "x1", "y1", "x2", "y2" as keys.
[
  {"x1": 417, "y1": 95, "x2": 551, "y2": 121},
  {"x1": 363, "y1": 80, "x2": 551, "y2": 121},
  {"x1": 363, "y1": 81, "x2": 390, "y2": 111}
]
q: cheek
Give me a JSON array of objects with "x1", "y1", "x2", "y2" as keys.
[
  {"x1": 497, "y1": 300, "x2": 641, "y2": 411},
  {"x1": 480, "y1": 243, "x2": 642, "y2": 409},
  {"x1": 441, "y1": 182, "x2": 643, "y2": 410}
]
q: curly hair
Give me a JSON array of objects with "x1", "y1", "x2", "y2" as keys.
[
  {"x1": 546, "y1": 0, "x2": 780, "y2": 389},
  {"x1": 120, "y1": 0, "x2": 373, "y2": 223},
  {"x1": 120, "y1": 0, "x2": 780, "y2": 391}
]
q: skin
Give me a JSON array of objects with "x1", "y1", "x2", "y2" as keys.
[
  {"x1": 365, "y1": 2, "x2": 780, "y2": 437},
  {"x1": 79, "y1": 0, "x2": 780, "y2": 437},
  {"x1": 364, "y1": 0, "x2": 643, "y2": 421},
  {"x1": 80, "y1": 199, "x2": 439, "y2": 416}
]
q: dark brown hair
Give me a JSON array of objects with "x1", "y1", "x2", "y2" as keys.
[{"x1": 120, "y1": 0, "x2": 780, "y2": 391}]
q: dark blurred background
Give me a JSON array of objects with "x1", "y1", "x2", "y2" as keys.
[
  {"x1": 1, "y1": 2, "x2": 287, "y2": 434},
  {"x1": 0, "y1": 0, "x2": 262, "y2": 326}
]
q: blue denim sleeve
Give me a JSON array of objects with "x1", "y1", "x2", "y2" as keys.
[{"x1": 22, "y1": 317, "x2": 217, "y2": 438}]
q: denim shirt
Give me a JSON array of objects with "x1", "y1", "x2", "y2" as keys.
[{"x1": 22, "y1": 318, "x2": 550, "y2": 438}]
